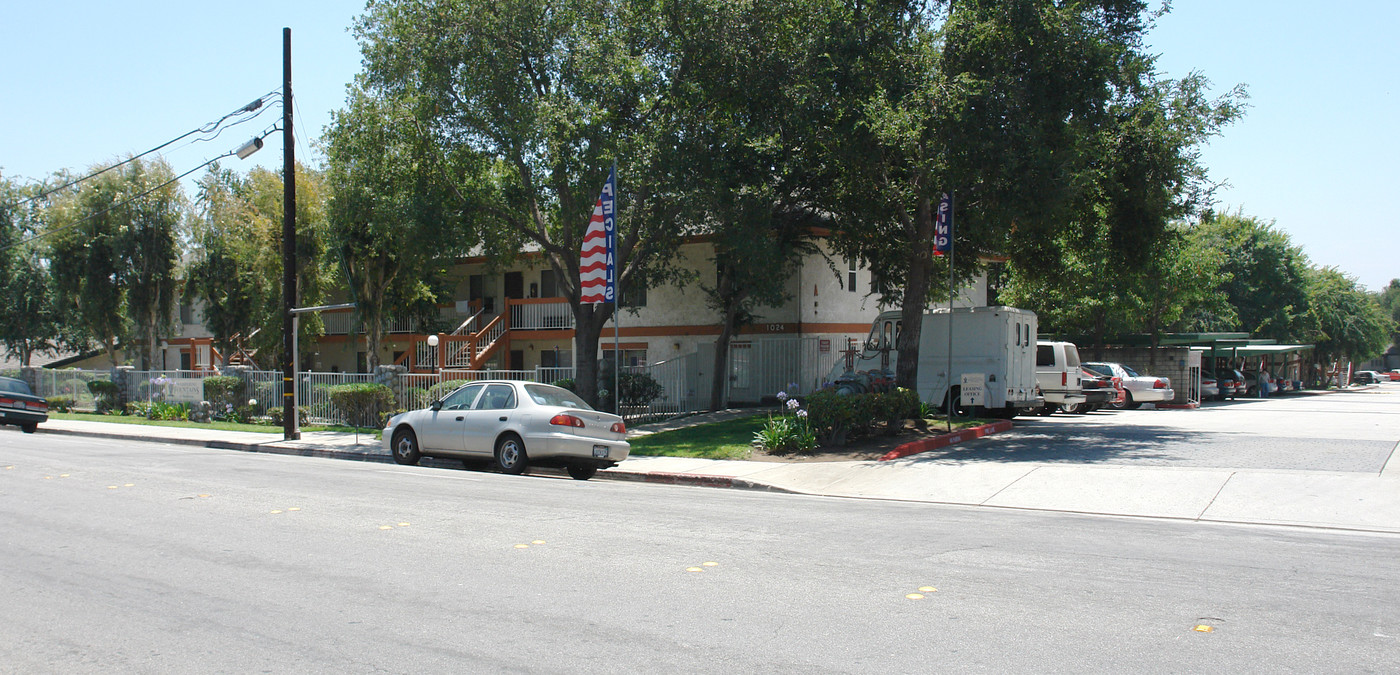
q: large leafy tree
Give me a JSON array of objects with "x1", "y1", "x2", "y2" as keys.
[
  {"x1": 352, "y1": 0, "x2": 689, "y2": 404},
  {"x1": 1301, "y1": 267, "x2": 1393, "y2": 365},
  {"x1": 186, "y1": 165, "x2": 264, "y2": 367},
  {"x1": 1188, "y1": 211, "x2": 1312, "y2": 341},
  {"x1": 1377, "y1": 279, "x2": 1400, "y2": 353},
  {"x1": 48, "y1": 158, "x2": 183, "y2": 368},
  {"x1": 822, "y1": 0, "x2": 1158, "y2": 389},
  {"x1": 664, "y1": 0, "x2": 828, "y2": 409},
  {"x1": 0, "y1": 177, "x2": 67, "y2": 365},
  {"x1": 324, "y1": 86, "x2": 468, "y2": 371}
]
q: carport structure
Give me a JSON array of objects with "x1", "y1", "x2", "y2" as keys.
[{"x1": 1069, "y1": 333, "x2": 1316, "y2": 402}]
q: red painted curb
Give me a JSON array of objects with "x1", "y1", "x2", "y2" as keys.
[
  {"x1": 879, "y1": 420, "x2": 1014, "y2": 461},
  {"x1": 1154, "y1": 402, "x2": 1200, "y2": 409}
]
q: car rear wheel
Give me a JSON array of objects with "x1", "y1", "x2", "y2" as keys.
[
  {"x1": 1062, "y1": 402, "x2": 1085, "y2": 414},
  {"x1": 567, "y1": 464, "x2": 597, "y2": 481},
  {"x1": 495, "y1": 434, "x2": 529, "y2": 475},
  {"x1": 391, "y1": 427, "x2": 421, "y2": 466},
  {"x1": 1121, "y1": 391, "x2": 1142, "y2": 410}
]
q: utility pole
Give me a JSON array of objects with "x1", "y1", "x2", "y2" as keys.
[{"x1": 281, "y1": 27, "x2": 299, "y2": 440}]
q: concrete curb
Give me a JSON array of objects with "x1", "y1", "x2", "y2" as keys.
[
  {"x1": 879, "y1": 420, "x2": 1014, "y2": 461},
  {"x1": 40, "y1": 426, "x2": 398, "y2": 465},
  {"x1": 594, "y1": 469, "x2": 798, "y2": 493}
]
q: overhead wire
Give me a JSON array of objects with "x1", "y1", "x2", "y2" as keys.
[
  {"x1": 3, "y1": 122, "x2": 281, "y2": 253},
  {"x1": 8, "y1": 88, "x2": 282, "y2": 208}
]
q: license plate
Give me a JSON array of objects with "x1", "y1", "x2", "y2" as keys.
[{"x1": 592, "y1": 445, "x2": 609, "y2": 459}]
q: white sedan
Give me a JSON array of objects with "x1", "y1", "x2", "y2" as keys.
[
  {"x1": 382, "y1": 380, "x2": 630, "y2": 480},
  {"x1": 1083, "y1": 362, "x2": 1175, "y2": 409}
]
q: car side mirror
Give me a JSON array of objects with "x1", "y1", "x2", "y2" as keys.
[{"x1": 430, "y1": 400, "x2": 443, "y2": 412}]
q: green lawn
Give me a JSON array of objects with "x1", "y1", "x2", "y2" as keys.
[
  {"x1": 49, "y1": 412, "x2": 346, "y2": 435},
  {"x1": 627, "y1": 415, "x2": 770, "y2": 460}
]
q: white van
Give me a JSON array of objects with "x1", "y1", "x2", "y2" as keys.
[{"x1": 1035, "y1": 341, "x2": 1085, "y2": 414}]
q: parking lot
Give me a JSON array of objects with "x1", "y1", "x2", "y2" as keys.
[{"x1": 942, "y1": 383, "x2": 1400, "y2": 473}]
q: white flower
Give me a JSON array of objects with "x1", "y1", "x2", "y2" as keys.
[
  {"x1": 776, "y1": 391, "x2": 788, "y2": 401},
  {"x1": 786, "y1": 398, "x2": 800, "y2": 410},
  {"x1": 796, "y1": 409, "x2": 808, "y2": 418}
]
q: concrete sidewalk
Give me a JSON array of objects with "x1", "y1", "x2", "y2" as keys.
[{"x1": 36, "y1": 416, "x2": 1400, "y2": 535}]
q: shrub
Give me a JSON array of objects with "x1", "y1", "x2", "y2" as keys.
[
  {"x1": 425, "y1": 379, "x2": 471, "y2": 402},
  {"x1": 551, "y1": 378, "x2": 576, "y2": 391},
  {"x1": 203, "y1": 376, "x2": 247, "y2": 410},
  {"x1": 598, "y1": 372, "x2": 665, "y2": 411},
  {"x1": 46, "y1": 396, "x2": 75, "y2": 413},
  {"x1": 752, "y1": 402, "x2": 817, "y2": 456},
  {"x1": 329, "y1": 383, "x2": 396, "y2": 429},
  {"x1": 87, "y1": 380, "x2": 121, "y2": 414},
  {"x1": 267, "y1": 405, "x2": 310, "y2": 427}
]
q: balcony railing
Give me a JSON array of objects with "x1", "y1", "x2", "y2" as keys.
[{"x1": 510, "y1": 298, "x2": 573, "y2": 330}]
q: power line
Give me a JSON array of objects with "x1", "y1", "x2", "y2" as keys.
[
  {"x1": 7, "y1": 89, "x2": 281, "y2": 208},
  {"x1": 2, "y1": 128, "x2": 276, "y2": 253}
]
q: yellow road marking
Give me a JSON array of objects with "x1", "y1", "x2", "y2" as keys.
[
  {"x1": 60, "y1": 474, "x2": 69, "y2": 478},
  {"x1": 918, "y1": 586, "x2": 937, "y2": 592},
  {"x1": 107, "y1": 486, "x2": 118, "y2": 489},
  {"x1": 123, "y1": 483, "x2": 134, "y2": 487},
  {"x1": 198, "y1": 494, "x2": 211, "y2": 498},
  {"x1": 702, "y1": 561, "x2": 718, "y2": 567},
  {"x1": 288, "y1": 507, "x2": 301, "y2": 511},
  {"x1": 514, "y1": 544, "x2": 530, "y2": 549},
  {"x1": 398, "y1": 522, "x2": 410, "y2": 527},
  {"x1": 686, "y1": 567, "x2": 703, "y2": 572},
  {"x1": 1194, "y1": 625, "x2": 1214, "y2": 633},
  {"x1": 379, "y1": 525, "x2": 394, "y2": 530},
  {"x1": 905, "y1": 593, "x2": 925, "y2": 600},
  {"x1": 270, "y1": 510, "x2": 283, "y2": 514}
]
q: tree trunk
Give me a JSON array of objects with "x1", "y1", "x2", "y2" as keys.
[
  {"x1": 572, "y1": 303, "x2": 613, "y2": 409},
  {"x1": 895, "y1": 195, "x2": 936, "y2": 390},
  {"x1": 709, "y1": 307, "x2": 742, "y2": 412}
]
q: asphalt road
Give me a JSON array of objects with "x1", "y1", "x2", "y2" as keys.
[
  {"x1": 3, "y1": 431, "x2": 1398, "y2": 673},
  {"x1": 938, "y1": 387, "x2": 1400, "y2": 472}
]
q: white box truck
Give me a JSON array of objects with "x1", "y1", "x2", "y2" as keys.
[{"x1": 829, "y1": 306, "x2": 1043, "y2": 417}]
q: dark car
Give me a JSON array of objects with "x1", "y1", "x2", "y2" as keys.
[
  {"x1": 0, "y1": 376, "x2": 48, "y2": 433},
  {"x1": 1064, "y1": 367, "x2": 1121, "y2": 414}
]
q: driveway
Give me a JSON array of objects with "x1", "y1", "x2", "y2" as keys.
[{"x1": 928, "y1": 386, "x2": 1399, "y2": 473}]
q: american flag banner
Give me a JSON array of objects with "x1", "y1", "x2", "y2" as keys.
[{"x1": 579, "y1": 166, "x2": 617, "y2": 304}]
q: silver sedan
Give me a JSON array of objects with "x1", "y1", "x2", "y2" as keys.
[{"x1": 382, "y1": 380, "x2": 630, "y2": 480}]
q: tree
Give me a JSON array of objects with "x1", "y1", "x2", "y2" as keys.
[
  {"x1": 1188, "y1": 211, "x2": 1312, "y2": 341},
  {"x1": 186, "y1": 165, "x2": 263, "y2": 367},
  {"x1": 661, "y1": 0, "x2": 829, "y2": 409},
  {"x1": 1302, "y1": 267, "x2": 1393, "y2": 365},
  {"x1": 46, "y1": 158, "x2": 183, "y2": 368},
  {"x1": 324, "y1": 86, "x2": 468, "y2": 371},
  {"x1": 1377, "y1": 279, "x2": 1400, "y2": 352},
  {"x1": 352, "y1": 0, "x2": 689, "y2": 405},
  {"x1": 0, "y1": 177, "x2": 66, "y2": 365},
  {"x1": 821, "y1": 0, "x2": 1160, "y2": 389}
]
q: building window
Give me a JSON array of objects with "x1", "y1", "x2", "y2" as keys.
[
  {"x1": 179, "y1": 303, "x2": 194, "y2": 325},
  {"x1": 621, "y1": 282, "x2": 647, "y2": 308},
  {"x1": 540, "y1": 269, "x2": 557, "y2": 298},
  {"x1": 847, "y1": 259, "x2": 857, "y2": 292},
  {"x1": 730, "y1": 342, "x2": 752, "y2": 388}
]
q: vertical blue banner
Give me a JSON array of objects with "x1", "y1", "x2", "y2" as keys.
[{"x1": 933, "y1": 192, "x2": 953, "y2": 256}]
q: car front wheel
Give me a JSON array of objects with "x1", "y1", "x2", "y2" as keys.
[
  {"x1": 391, "y1": 427, "x2": 421, "y2": 466},
  {"x1": 495, "y1": 434, "x2": 529, "y2": 475}
]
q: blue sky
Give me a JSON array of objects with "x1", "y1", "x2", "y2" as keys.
[{"x1": 2, "y1": 2, "x2": 1395, "y2": 291}]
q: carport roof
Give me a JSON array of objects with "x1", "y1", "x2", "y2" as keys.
[{"x1": 1192, "y1": 344, "x2": 1314, "y2": 356}]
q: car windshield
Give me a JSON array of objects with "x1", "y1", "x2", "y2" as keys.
[
  {"x1": 1122, "y1": 365, "x2": 1140, "y2": 377},
  {"x1": 0, "y1": 377, "x2": 34, "y2": 395},
  {"x1": 1084, "y1": 364, "x2": 1110, "y2": 377},
  {"x1": 524, "y1": 384, "x2": 593, "y2": 410}
]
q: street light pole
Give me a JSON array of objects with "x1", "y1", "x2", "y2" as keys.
[{"x1": 281, "y1": 27, "x2": 299, "y2": 440}]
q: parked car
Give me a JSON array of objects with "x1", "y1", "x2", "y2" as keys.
[
  {"x1": 1064, "y1": 366, "x2": 1121, "y2": 414},
  {"x1": 382, "y1": 380, "x2": 630, "y2": 480},
  {"x1": 0, "y1": 376, "x2": 48, "y2": 433},
  {"x1": 1082, "y1": 362, "x2": 1175, "y2": 409},
  {"x1": 1199, "y1": 372, "x2": 1220, "y2": 401},
  {"x1": 1034, "y1": 341, "x2": 1086, "y2": 415},
  {"x1": 1388, "y1": 370, "x2": 1400, "y2": 382},
  {"x1": 1352, "y1": 370, "x2": 1384, "y2": 385},
  {"x1": 1205, "y1": 369, "x2": 1242, "y2": 400}
]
